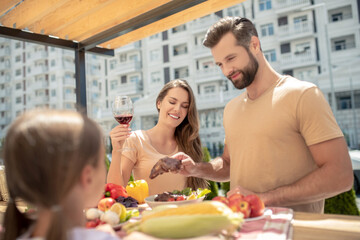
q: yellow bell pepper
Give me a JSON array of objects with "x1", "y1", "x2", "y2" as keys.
[{"x1": 126, "y1": 179, "x2": 149, "y2": 204}]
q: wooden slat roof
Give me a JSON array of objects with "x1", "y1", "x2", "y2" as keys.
[{"x1": 0, "y1": 0, "x2": 245, "y2": 53}]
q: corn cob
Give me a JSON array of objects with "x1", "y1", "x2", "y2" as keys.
[
  {"x1": 124, "y1": 201, "x2": 244, "y2": 239},
  {"x1": 141, "y1": 200, "x2": 233, "y2": 222}
]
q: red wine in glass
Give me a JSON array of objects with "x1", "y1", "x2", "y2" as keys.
[{"x1": 114, "y1": 114, "x2": 133, "y2": 124}]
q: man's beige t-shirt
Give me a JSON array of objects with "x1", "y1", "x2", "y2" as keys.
[
  {"x1": 223, "y1": 76, "x2": 343, "y2": 213},
  {"x1": 122, "y1": 130, "x2": 186, "y2": 196}
]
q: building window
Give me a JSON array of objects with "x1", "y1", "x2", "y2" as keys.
[
  {"x1": 259, "y1": 0, "x2": 272, "y2": 11},
  {"x1": 294, "y1": 15, "x2": 307, "y2": 24},
  {"x1": 151, "y1": 71, "x2": 161, "y2": 83},
  {"x1": 150, "y1": 49, "x2": 160, "y2": 61},
  {"x1": 51, "y1": 59, "x2": 56, "y2": 66},
  {"x1": 264, "y1": 49, "x2": 276, "y2": 62},
  {"x1": 260, "y1": 23, "x2": 274, "y2": 37},
  {"x1": 16, "y1": 96, "x2": 21, "y2": 103},
  {"x1": 15, "y1": 83, "x2": 22, "y2": 90},
  {"x1": 339, "y1": 96, "x2": 352, "y2": 109},
  {"x1": 110, "y1": 60, "x2": 116, "y2": 70},
  {"x1": 172, "y1": 24, "x2": 186, "y2": 33},
  {"x1": 334, "y1": 40, "x2": 346, "y2": 51},
  {"x1": 227, "y1": 6, "x2": 240, "y2": 17},
  {"x1": 174, "y1": 67, "x2": 189, "y2": 78},
  {"x1": 331, "y1": 13, "x2": 343, "y2": 22},
  {"x1": 15, "y1": 55, "x2": 21, "y2": 62},
  {"x1": 280, "y1": 43, "x2": 291, "y2": 54},
  {"x1": 119, "y1": 54, "x2": 126, "y2": 62},
  {"x1": 129, "y1": 54, "x2": 138, "y2": 61},
  {"x1": 110, "y1": 80, "x2": 117, "y2": 89},
  {"x1": 204, "y1": 85, "x2": 215, "y2": 94},
  {"x1": 295, "y1": 42, "x2": 310, "y2": 55},
  {"x1": 173, "y1": 43, "x2": 188, "y2": 56},
  {"x1": 149, "y1": 33, "x2": 159, "y2": 40},
  {"x1": 51, "y1": 89, "x2": 56, "y2": 97},
  {"x1": 278, "y1": 16, "x2": 288, "y2": 26},
  {"x1": 121, "y1": 75, "x2": 127, "y2": 84},
  {"x1": 15, "y1": 69, "x2": 21, "y2": 76},
  {"x1": 15, "y1": 42, "x2": 21, "y2": 48},
  {"x1": 130, "y1": 75, "x2": 139, "y2": 83}
]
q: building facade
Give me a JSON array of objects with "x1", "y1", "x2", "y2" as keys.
[{"x1": 1, "y1": 0, "x2": 359, "y2": 154}]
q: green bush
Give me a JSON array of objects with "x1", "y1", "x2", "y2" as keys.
[
  {"x1": 324, "y1": 188, "x2": 360, "y2": 215},
  {"x1": 105, "y1": 154, "x2": 110, "y2": 172},
  {"x1": 202, "y1": 147, "x2": 218, "y2": 200}
]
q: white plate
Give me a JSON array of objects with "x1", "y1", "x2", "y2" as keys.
[
  {"x1": 145, "y1": 194, "x2": 205, "y2": 209},
  {"x1": 244, "y1": 208, "x2": 272, "y2": 222}
]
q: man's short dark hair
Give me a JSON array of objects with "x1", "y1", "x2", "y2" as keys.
[{"x1": 203, "y1": 17, "x2": 260, "y2": 50}]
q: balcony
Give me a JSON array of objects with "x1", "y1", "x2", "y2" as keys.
[
  {"x1": 275, "y1": 0, "x2": 310, "y2": 14},
  {"x1": 64, "y1": 93, "x2": 76, "y2": 102},
  {"x1": 0, "y1": 61, "x2": 11, "y2": 71},
  {"x1": 63, "y1": 62, "x2": 75, "y2": 71},
  {"x1": 29, "y1": 51, "x2": 48, "y2": 61},
  {"x1": 0, "y1": 102, "x2": 11, "y2": 111},
  {"x1": 109, "y1": 81, "x2": 143, "y2": 95},
  {"x1": 0, "y1": 48, "x2": 10, "y2": 56},
  {"x1": 194, "y1": 67, "x2": 224, "y2": 84},
  {"x1": 197, "y1": 91, "x2": 235, "y2": 109},
  {"x1": 33, "y1": 95, "x2": 49, "y2": 104},
  {"x1": 110, "y1": 61, "x2": 141, "y2": 75},
  {"x1": 117, "y1": 41, "x2": 141, "y2": 52},
  {"x1": 0, "y1": 74, "x2": 11, "y2": 84},
  {"x1": 193, "y1": 45, "x2": 211, "y2": 58},
  {"x1": 279, "y1": 51, "x2": 317, "y2": 69},
  {"x1": 63, "y1": 78, "x2": 76, "y2": 88},
  {"x1": 31, "y1": 81, "x2": 49, "y2": 90},
  {"x1": 191, "y1": 15, "x2": 221, "y2": 34},
  {"x1": 277, "y1": 21, "x2": 314, "y2": 40},
  {"x1": 28, "y1": 65, "x2": 49, "y2": 76}
]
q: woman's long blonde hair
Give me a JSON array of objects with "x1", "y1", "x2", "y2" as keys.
[
  {"x1": 2, "y1": 109, "x2": 103, "y2": 240},
  {"x1": 156, "y1": 79, "x2": 208, "y2": 189}
]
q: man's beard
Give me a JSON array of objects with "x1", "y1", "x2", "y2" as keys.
[{"x1": 227, "y1": 51, "x2": 259, "y2": 90}]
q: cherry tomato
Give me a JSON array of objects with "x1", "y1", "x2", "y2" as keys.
[{"x1": 176, "y1": 196, "x2": 185, "y2": 201}]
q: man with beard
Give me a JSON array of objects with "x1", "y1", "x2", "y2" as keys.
[{"x1": 172, "y1": 17, "x2": 353, "y2": 213}]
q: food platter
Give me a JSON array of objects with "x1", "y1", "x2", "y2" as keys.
[
  {"x1": 145, "y1": 194, "x2": 205, "y2": 209},
  {"x1": 244, "y1": 208, "x2": 272, "y2": 222}
]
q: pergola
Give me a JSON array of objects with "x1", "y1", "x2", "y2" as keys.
[{"x1": 0, "y1": 0, "x2": 244, "y2": 114}]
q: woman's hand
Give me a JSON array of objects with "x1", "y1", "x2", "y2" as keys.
[{"x1": 109, "y1": 124, "x2": 131, "y2": 151}]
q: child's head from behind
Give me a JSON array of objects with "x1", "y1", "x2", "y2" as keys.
[{"x1": 4, "y1": 109, "x2": 105, "y2": 212}]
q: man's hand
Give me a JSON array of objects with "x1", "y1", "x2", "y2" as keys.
[
  {"x1": 227, "y1": 185, "x2": 256, "y2": 198},
  {"x1": 171, "y1": 152, "x2": 198, "y2": 177}
]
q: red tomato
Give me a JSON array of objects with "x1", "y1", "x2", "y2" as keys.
[
  {"x1": 168, "y1": 197, "x2": 175, "y2": 201},
  {"x1": 86, "y1": 219, "x2": 100, "y2": 228},
  {"x1": 176, "y1": 196, "x2": 185, "y2": 201}
]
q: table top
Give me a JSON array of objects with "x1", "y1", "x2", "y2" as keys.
[
  {"x1": 0, "y1": 201, "x2": 359, "y2": 239},
  {"x1": 292, "y1": 211, "x2": 360, "y2": 240}
]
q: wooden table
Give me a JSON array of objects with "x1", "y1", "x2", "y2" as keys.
[
  {"x1": 292, "y1": 212, "x2": 360, "y2": 240},
  {"x1": 0, "y1": 202, "x2": 359, "y2": 239}
]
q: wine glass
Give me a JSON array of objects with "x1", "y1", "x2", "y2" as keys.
[{"x1": 112, "y1": 95, "x2": 134, "y2": 151}]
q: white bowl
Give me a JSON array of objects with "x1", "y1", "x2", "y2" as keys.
[{"x1": 144, "y1": 195, "x2": 205, "y2": 209}]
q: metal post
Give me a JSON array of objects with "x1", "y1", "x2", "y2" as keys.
[
  {"x1": 323, "y1": 11, "x2": 337, "y2": 121},
  {"x1": 75, "y1": 48, "x2": 87, "y2": 114},
  {"x1": 348, "y1": 68, "x2": 358, "y2": 149}
]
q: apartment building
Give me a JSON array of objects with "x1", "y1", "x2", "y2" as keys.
[
  {"x1": 118, "y1": 0, "x2": 360, "y2": 154},
  {"x1": 1, "y1": 0, "x2": 359, "y2": 153},
  {"x1": 0, "y1": 40, "x2": 105, "y2": 138}
]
